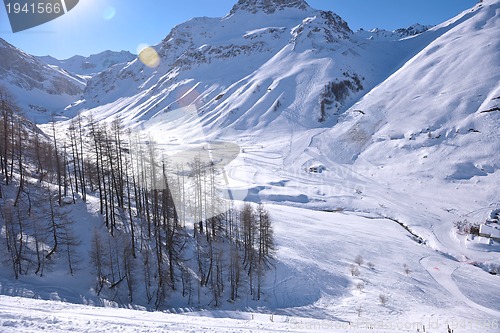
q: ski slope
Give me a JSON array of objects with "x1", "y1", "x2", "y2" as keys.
[{"x1": 1, "y1": 204, "x2": 499, "y2": 332}]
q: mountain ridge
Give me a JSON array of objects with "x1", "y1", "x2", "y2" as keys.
[
  {"x1": 0, "y1": 37, "x2": 84, "y2": 121},
  {"x1": 38, "y1": 50, "x2": 136, "y2": 77},
  {"x1": 228, "y1": 0, "x2": 310, "y2": 15},
  {"x1": 67, "y1": 2, "x2": 428, "y2": 130},
  {"x1": 356, "y1": 23, "x2": 434, "y2": 41}
]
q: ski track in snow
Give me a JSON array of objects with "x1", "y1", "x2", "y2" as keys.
[
  {"x1": 420, "y1": 256, "x2": 500, "y2": 318},
  {"x1": 0, "y1": 295, "x2": 426, "y2": 333}
]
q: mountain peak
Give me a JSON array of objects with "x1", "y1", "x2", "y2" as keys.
[{"x1": 228, "y1": 0, "x2": 310, "y2": 15}]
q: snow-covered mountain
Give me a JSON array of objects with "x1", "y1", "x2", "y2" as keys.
[
  {"x1": 311, "y1": 0, "x2": 500, "y2": 246},
  {"x1": 39, "y1": 50, "x2": 136, "y2": 77},
  {"x1": 356, "y1": 23, "x2": 433, "y2": 41},
  {"x1": 1, "y1": 0, "x2": 499, "y2": 330},
  {"x1": 56, "y1": 0, "x2": 499, "y2": 250},
  {"x1": 0, "y1": 38, "x2": 84, "y2": 122},
  {"x1": 229, "y1": 0, "x2": 310, "y2": 14},
  {"x1": 68, "y1": 0, "x2": 429, "y2": 129},
  {"x1": 63, "y1": 0, "x2": 499, "y2": 225},
  {"x1": 64, "y1": 0, "x2": 499, "y2": 260}
]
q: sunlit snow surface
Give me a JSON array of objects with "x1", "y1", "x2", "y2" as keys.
[
  {"x1": 1, "y1": 205, "x2": 499, "y2": 332},
  {"x1": 2, "y1": 0, "x2": 500, "y2": 332}
]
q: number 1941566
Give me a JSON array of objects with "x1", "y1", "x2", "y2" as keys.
[{"x1": 5, "y1": 2, "x2": 62, "y2": 14}]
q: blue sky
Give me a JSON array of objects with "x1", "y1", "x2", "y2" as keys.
[{"x1": 0, "y1": 0, "x2": 478, "y2": 59}]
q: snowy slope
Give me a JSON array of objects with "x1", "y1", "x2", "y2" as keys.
[
  {"x1": 310, "y1": 0, "x2": 500, "y2": 249},
  {"x1": 39, "y1": 50, "x2": 136, "y2": 77},
  {"x1": 57, "y1": 0, "x2": 498, "y2": 284},
  {"x1": 0, "y1": 38, "x2": 84, "y2": 122},
  {"x1": 1, "y1": 0, "x2": 499, "y2": 330},
  {"x1": 4, "y1": 295, "x2": 486, "y2": 333},
  {"x1": 1, "y1": 204, "x2": 499, "y2": 332},
  {"x1": 66, "y1": 0, "x2": 424, "y2": 131}
]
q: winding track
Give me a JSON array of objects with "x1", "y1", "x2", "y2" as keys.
[{"x1": 420, "y1": 256, "x2": 500, "y2": 318}]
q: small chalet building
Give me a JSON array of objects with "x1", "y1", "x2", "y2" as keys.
[
  {"x1": 479, "y1": 223, "x2": 500, "y2": 242},
  {"x1": 307, "y1": 164, "x2": 326, "y2": 173}
]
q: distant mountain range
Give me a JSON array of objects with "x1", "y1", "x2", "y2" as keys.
[
  {"x1": 356, "y1": 23, "x2": 434, "y2": 41},
  {"x1": 0, "y1": 40, "x2": 135, "y2": 121},
  {"x1": 38, "y1": 50, "x2": 136, "y2": 77},
  {"x1": 0, "y1": 38, "x2": 84, "y2": 121}
]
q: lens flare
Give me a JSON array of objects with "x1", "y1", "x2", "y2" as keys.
[
  {"x1": 138, "y1": 46, "x2": 161, "y2": 68},
  {"x1": 102, "y1": 6, "x2": 116, "y2": 20}
]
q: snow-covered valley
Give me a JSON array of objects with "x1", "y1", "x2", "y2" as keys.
[
  {"x1": 2, "y1": 205, "x2": 499, "y2": 332},
  {"x1": 0, "y1": 0, "x2": 499, "y2": 332}
]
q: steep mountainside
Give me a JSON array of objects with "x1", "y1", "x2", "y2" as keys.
[
  {"x1": 314, "y1": 0, "x2": 499, "y2": 188},
  {"x1": 309, "y1": 0, "x2": 499, "y2": 252},
  {"x1": 0, "y1": 38, "x2": 84, "y2": 122},
  {"x1": 67, "y1": 0, "x2": 438, "y2": 134},
  {"x1": 60, "y1": 0, "x2": 499, "y2": 225}
]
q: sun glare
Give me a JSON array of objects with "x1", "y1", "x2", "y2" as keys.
[{"x1": 138, "y1": 46, "x2": 160, "y2": 68}]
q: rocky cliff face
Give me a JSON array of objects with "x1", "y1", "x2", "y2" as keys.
[{"x1": 228, "y1": 0, "x2": 310, "y2": 15}]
